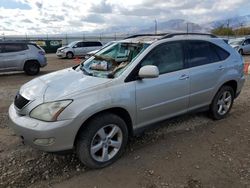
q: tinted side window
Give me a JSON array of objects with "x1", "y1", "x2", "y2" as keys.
[
  {"x1": 4, "y1": 43, "x2": 28, "y2": 53},
  {"x1": 187, "y1": 41, "x2": 221, "y2": 67},
  {"x1": 75, "y1": 42, "x2": 83, "y2": 48},
  {"x1": 244, "y1": 39, "x2": 250, "y2": 45},
  {"x1": 211, "y1": 43, "x2": 230, "y2": 60},
  {"x1": 141, "y1": 42, "x2": 184, "y2": 75},
  {"x1": 0, "y1": 44, "x2": 4, "y2": 53},
  {"x1": 94, "y1": 42, "x2": 102, "y2": 46}
]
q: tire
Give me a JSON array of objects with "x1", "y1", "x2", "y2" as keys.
[
  {"x1": 239, "y1": 49, "x2": 243, "y2": 55},
  {"x1": 76, "y1": 113, "x2": 128, "y2": 169},
  {"x1": 66, "y1": 52, "x2": 74, "y2": 59},
  {"x1": 24, "y1": 61, "x2": 40, "y2": 75},
  {"x1": 209, "y1": 86, "x2": 234, "y2": 120}
]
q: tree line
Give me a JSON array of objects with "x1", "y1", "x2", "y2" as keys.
[{"x1": 211, "y1": 25, "x2": 250, "y2": 36}]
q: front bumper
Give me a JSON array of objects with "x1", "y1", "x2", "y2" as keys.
[
  {"x1": 56, "y1": 51, "x2": 66, "y2": 58},
  {"x1": 8, "y1": 104, "x2": 76, "y2": 152}
]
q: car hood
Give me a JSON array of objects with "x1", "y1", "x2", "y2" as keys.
[
  {"x1": 57, "y1": 46, "x2": 69, "y2": 51},
  {"x1": 230, "y1": 44, "x2": 239, "y2": 48},
  {"x1": 20, "y1": 68, "x2": 111, "y2": 102}
]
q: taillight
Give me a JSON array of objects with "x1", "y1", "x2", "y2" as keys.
[{"x1": 38, "y1": 51, "x2": 46, "y2": 55}]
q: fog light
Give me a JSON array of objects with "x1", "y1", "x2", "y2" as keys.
[{"x1": 33, "y1": 138, "x2": 55, "y2": 146}]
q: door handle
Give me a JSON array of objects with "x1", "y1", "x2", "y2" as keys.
[
  {"x1": 218, "y1": 66, "x2": 225, "y2": 71},
  {"x1": 179, "y1": 74, "x2": 189, "y2": 80}
]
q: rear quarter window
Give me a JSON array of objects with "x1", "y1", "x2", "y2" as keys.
[
  {"x1": 210, "y1": 43, "x2": 230, "y2": 61},
  {"x1": 187, "y1": 40, "x2": 228, "y2": 68}
]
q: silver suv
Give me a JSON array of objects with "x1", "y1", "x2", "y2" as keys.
[
  {"x1": 56, "y1": 41, "x2": 103, "y2": 59},
  {"x1": 0, "y1": 41, "x2": 47, "y2": 75},
  {"x1": 9, "y1": 33, "x2": 245, "y2": 168}
]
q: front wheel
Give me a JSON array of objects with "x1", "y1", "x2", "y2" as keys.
[
  {"x1": 66, "y1": 52, "x2": 74, "y2": 59},
  {"x1": 76, "y1": 113, "x2": 128, "y2": 168},
  {"x1": 210, "y1": 86, "x2": 234, "y2": 120}
]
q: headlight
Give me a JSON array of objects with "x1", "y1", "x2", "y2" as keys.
[{"x1": 30, "y1": 100, "x2": 73, "y2": 122}]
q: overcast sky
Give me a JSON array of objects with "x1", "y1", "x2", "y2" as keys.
[{"x1": 0, "y1": 0, "x2": 250, "y2": 35}]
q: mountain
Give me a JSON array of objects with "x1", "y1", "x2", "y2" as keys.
[
  {"x1": 207, "y1": 15, "x2": 250, "y2": 29},
  {"x1": 139, "y1": 19, "x2": 205, "y2": 33}
]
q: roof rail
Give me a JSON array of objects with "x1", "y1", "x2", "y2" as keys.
[
  {"x1": 161, "y1": 33, "x2": 217, "y2": 39},
  {"x1": 125, "y1": 33, "x2": 169, "y2": 39}
]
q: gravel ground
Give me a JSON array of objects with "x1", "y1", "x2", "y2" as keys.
[{"x1": 0, "y1": 54, "x2": 249, "y2": 188}]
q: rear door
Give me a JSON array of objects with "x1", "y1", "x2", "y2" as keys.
[
  {"x1": 135, "y1": 41, "x2": 190, "y2": 126},
  {"x1": 186, "y1": 40, "x2": 230, "y2": 111},
  {"x1": 1, "y1": 43, "x2": 28, "y2": 69}
]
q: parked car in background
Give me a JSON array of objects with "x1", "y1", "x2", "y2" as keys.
[
  {"x1": 0, "y1": 41, "x2": 47, "y2": 75},
  {"x1": 56, "y1": 41, "x2": 102, "y2": 59},
  {"x1": 9, "y1": 33, "x2": 245, "y2": 168},
  {"x1": 85, "y1": 41, "x2": 116, "y2": 59},
  {"x1": 229, "y1": 37, "x2": 250, "y2": 55}
]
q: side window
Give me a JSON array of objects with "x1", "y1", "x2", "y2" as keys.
[
  {"x1": 187, "y1": 41, "x2": 221, "y2": 67},
  {"x1": 141, "y1": 42, "x2": 184, "y2": 75},
  {"x1": 211, "y1": 43, "x2": 230, "y2": 61},
  {"x1": 4, "y1": 43, "x2": 27, "y2": 53},
  {"x1": 84, "y1": 42, "x2": 92, "y2": 47},
  {"x1": 75, "y1": 42, "x2": 83, "y2": 48},
  {"x1": 244, "y1": 39, "x2": 250, "y2": 45},
  {"x1": 0, "y1": 44, "x2": 4, "y2": 53},
  {"x1": 94, "y1": 42, "x2": 102, "y2": 46}
]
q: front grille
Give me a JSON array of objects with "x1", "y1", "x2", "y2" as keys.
[{"x1": 14, "y1": 92, "x2": 30, "y2": 109}]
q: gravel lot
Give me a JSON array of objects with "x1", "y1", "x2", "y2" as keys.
[{"x1": 0, "y1": 54, "x2": 249, "y2": 188}]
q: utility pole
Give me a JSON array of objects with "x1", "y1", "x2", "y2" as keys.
[
  {"x1": 227, "y1": 19, "x2": 230, "y2": 39},
  {"x1": 82, "y1": 32, "x2": 85, "y2": 41},
  {"x1": 186, "y1": 23, "x2": 189, "y2": 34},
  {"x1": 65, "y1": 33, "x2": 68, "y2": 45},
  {"x1": 154, "y1": 19, "x2": 157, "y2": 34},
  {"x1": 240, "y1": 23, "x2": 244, "y2": 36}
]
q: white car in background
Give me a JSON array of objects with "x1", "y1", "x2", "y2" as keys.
[
  {"x1": 56, "y1": 41, "x2": 102, "y2": 59},
  {"x1": 229, "y1": 38, "x2": 250, "y2": 55},
  {"x1": 85, "y1": 41, "x2": 116, "y2": 59}
]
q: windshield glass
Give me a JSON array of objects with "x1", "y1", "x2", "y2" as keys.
[
  {"x1": 229, "y1": 40, "x2": 243, "y2": 45},
  {"x1": 67, "y1": 41, "x2": 77, "y2": 47},
  {"x1": 79, "y1": 42, "x2": 149, "y2": 78}
]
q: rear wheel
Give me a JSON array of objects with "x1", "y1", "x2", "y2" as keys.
[
  {"x1": 24, "y1": 61, "x2": 40, "y2": 75},
  {"x1": 210, "y1": 86, "x2": 234, "y2": 120},
  {"x1": 76, "y1": 113, "x2": 128, "y2": 168},
  {"x1": 66, "y1": 52, "x2": 74, "y2": 59}
]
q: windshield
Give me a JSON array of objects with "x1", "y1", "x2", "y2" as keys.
[
  {"x1": 229, "y1": 40, "x2": 243, "y2": 45},
  {"x1": 79, "y1": 42, "x2": 149, "y2": 78},
  {"x1": 67, "y1": 41, "x2": 78, "y2": 47}
]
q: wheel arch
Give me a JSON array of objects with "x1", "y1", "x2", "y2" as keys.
[
  {"x1": 221, "y1": 80, "x2": 237, "y2": 97},
  {"x1": 23, "y1": 59, "x2": 40, "y2": 70},
  {"x1": 74, "y1": 107, "x2": 134, "y2": 147}
]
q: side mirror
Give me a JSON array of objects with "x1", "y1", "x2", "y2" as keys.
[
  {"x1": 73, "y1": 45, "x2": 78, "y2": 48},
  {"x1": 138, "y1": 65, "x2": 159, "y2": 79}
]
